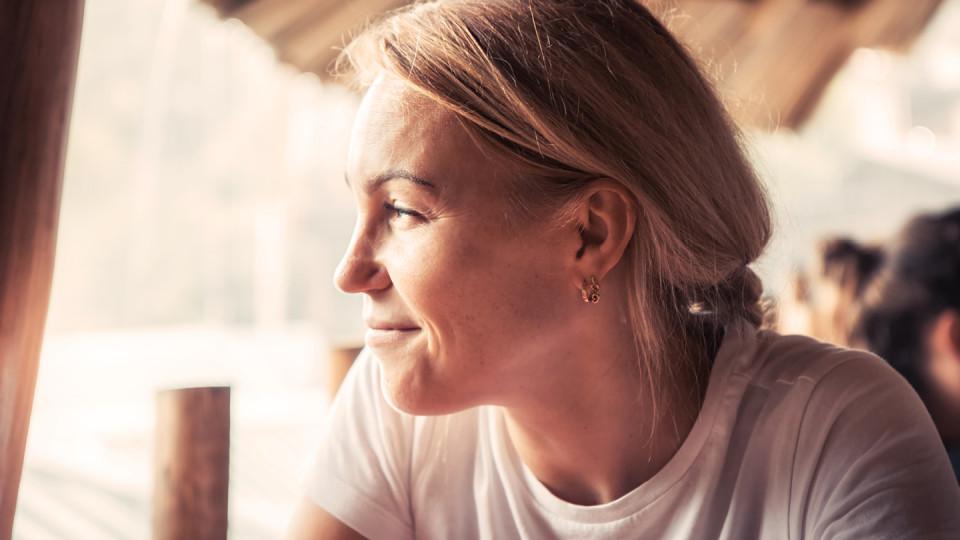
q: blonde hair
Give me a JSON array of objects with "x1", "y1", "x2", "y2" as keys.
[{"x1": 339, "y1": 0, "x2": 771, "y2": 416}]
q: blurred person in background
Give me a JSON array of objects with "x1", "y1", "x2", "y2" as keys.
[
  {"x1": 775, "y1": 236, "x2": 883, "y2": 347},
  {"x1": 285, "y1": 1, "x2": 960, "y2": 538},
  {"x1": 776, "y1": 238, "x2": 883, "y2": 346},
  {"x1": 852, "y1": 206, "x2": 960, "y2": 480},
  {"x1": 813, "y1": 237, "x2": 884, "y2": 345}
]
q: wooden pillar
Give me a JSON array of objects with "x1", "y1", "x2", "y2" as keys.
[
  {"x1": 153, "y1": 387, "x2": 231, "y2": 540},
  {"x1": 327, "y1": 345, "x2": 363, "y2": 400},
  {"x1": 0, "y1": 2, "x2": 84, "y2": 538}
]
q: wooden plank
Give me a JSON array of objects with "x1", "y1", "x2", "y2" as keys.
[
  {"x1": 231, "y1": 0, "x2": 338, "y2": 43},
  {"x1": 286, "y1": 0, "x2": 413, "y2": 76},
  {"x1": 715, "y1": 0, "x2": 810, "y2": 82},
  {"x1": 724, "y1": 1, "x2": 852, "y2": 128},
  {"x1": 655, "y1": 0, "x2": 851, "y2": 129},
  {"x1": 14, "y1": 468, "x2": 142, "y2": 540},
  {"x1": 665, "y1": 1, "x2": 755, "y2": 83},
  {"x1": 152, "y1": 387, "x2": 231, "y2": 540},
  {"x1": 848, "y1": 0, "x2": 944, "y2": 50},
  {"x1": 0, "y1": 2, "x2": 84, "y2": 538}
]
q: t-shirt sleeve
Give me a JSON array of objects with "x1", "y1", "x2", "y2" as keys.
[
  {"x1": 794, "y1": 351, "x2": 960, "y2": 540},
  {"x1": 299, "y1": 348, "x2": 415, "y2": 540}
]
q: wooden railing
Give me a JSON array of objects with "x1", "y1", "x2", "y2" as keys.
[{"x1": 153, "y1": 387, "x2": 231, "y2": 540}]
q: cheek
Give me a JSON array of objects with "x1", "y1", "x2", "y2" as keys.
[{"x1": 393, "y1": 229, "x2": 569, "y2": 352}]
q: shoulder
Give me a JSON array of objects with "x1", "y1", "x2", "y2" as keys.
[
  {"x1": 738, "y1": 329, "x2": 938, "y2": 457},
  {"x1": 736, "y1": 332, "x2": 960, "y2": 538},
  {"x1": 719, "y1": 326, "x2": 935, "y2": 473},
  {"x1": 743, "y1": 329, "x2": 887, "y2": 391}
]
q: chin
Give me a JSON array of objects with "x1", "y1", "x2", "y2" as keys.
[{"x1": 378, "y1": 357, "x2": 469, "y2": 416}]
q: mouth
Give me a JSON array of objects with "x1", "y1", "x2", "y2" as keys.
[{"x1": 364, "y1": 327, "x2": 421, "y2": 347}]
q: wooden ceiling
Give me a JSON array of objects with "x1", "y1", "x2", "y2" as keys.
[{"x1": 200, "y1": 0, "x2": 944, "y2": 130}]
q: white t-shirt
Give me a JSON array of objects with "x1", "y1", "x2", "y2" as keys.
[{"x1": 301, "y1": 319, "x2": 960, "y2": 539}]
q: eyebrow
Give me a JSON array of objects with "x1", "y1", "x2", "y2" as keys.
[{"x1": 344, "y1": 169, "x2": 438, "y2": 193}]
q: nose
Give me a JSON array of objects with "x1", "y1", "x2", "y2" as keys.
[{"x1": 334, "y1": 221, "x2": 391, "y2": 294}]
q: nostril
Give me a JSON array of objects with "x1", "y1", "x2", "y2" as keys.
[{"x1": 365, "y1": 265, "x2": 391, "y2": 291}]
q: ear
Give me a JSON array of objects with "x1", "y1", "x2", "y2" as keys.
[
  {"x1": 930, "y1": 309, "x2": 960, "y2": 363},
  {"x1": 570, "y1": 180, "x2": 637, "y2": 287},
  {"x1": 926, "y1": 310, "x2": 960, "y2": 427}
]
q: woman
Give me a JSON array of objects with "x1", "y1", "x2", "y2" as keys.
[
  {"x1": 852, "y1": 207, "x2": 960, "y2": 481},
  {"x1": 287, "y1": 1, "x2": 960, "y2": 538}
]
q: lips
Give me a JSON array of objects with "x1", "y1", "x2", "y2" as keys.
[
  {"x1": 363, "y1": 318, "x2": 420, "y2": 331},
  {"x1": 364, "y1": 326, "x2": 421, "y2": 347}
]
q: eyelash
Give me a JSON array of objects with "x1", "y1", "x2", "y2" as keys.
[{"x1": 383, "y1": 201, "x2": 424, "y2": 222}]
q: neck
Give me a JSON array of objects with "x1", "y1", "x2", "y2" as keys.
[{"x1": 502, "y1": 320, "x2": 715, "y2": 506}]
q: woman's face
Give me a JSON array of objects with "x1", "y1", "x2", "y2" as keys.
[{"x1": 335, "y1": 76, "x2": 584, "y2": 415}]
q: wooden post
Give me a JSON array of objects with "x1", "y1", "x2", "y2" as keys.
[
  {"x1": 153, "y1": 387, "x2": 231, "y2": 540},
  {"x1": 0, "y1": 2, "x2": 84, "y2": 538},
  {"x1": 327, "y1": 346, "x2": 363, "y2": 400}
]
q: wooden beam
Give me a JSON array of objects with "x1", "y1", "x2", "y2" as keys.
[
  {"x1": 848, "y1": 0, "x2": 944, "y2": 51},
  {"x1": 723, "y1": 1, "x2": 853, "y2": 129},
  {"x1": 203, "y1": 0, "x2": 255, "y2": 17},
  {"x1": 655, "y1": 0, "x2": 944, "y2": 129},
  {"x1": 195, "y1": 0, "x2": 946, "y2": 129},
  {"x1": 818, "y1": 0, "x2": 870, "y2": 8},
  {"x1": 153, "y1": 387, "x2": 231, "y2": 540},
  {"x1": 0, "y1": 2, "x2": 84, "y2": 537},
  {"x1": 283, "y1": 0, "x2": 413, "y2": 76},
  {"x1": 658, "y1": 1, "x2": 756, "y2": 85}
]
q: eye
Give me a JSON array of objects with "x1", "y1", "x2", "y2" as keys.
[{"x1": 383, "y1": 201, "x2": 425, "y2": 223}]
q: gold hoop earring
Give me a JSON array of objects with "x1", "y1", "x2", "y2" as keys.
[{"x1": 581, "y1": 275, "x2": 600, "y2": 304}]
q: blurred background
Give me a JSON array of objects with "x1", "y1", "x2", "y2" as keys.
[{"x1": 11, "y1": 0, "x2": 960, "y2": 538}]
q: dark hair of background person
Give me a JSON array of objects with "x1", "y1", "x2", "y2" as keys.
[
  {"x1": 816, "y1": 236, "x2": 885, "y2": 345},
  {"x1": 819, "y1": 237, "x2": 885, "y2": 298},
  {"x1": 852, "y1": 207, "x2": 960, "y2": 396}
]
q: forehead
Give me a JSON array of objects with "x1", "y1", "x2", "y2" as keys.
[{"x1": 346, "y1": 74, "x2": 512, "y2": 197}]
